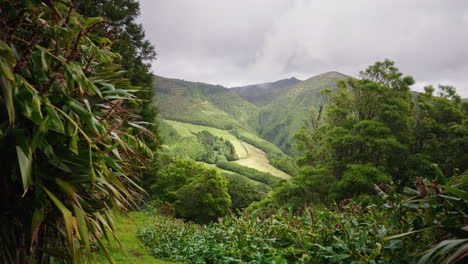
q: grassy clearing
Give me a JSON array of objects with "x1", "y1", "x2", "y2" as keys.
[
  {"x1": 164, "y1": 119, "x2": 290, "y2": 179},
  {"x1": 89, "y1": 212, "x2": 176, "y2": 264},
  {"x1": 164, "y1": 120, "x2": 248, "y2": 158},
  {"x1": 199, "y1": 162, "x2": 264, "y2": 186},
  {"x1": 233, "y1": 142, "x2": 291, "y2": 179}
]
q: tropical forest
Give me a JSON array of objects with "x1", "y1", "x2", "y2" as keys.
[{"x1": 0, "y1": 0, "x2": 467, "y2": 263}]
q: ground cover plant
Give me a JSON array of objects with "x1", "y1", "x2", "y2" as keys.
[{"x1": 138, "y1": 178, "x2": 467, "y2": 264}]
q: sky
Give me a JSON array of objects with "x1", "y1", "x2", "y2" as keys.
[{"x1": 139, "y1": 0, "x2": 468, "y2": 96}]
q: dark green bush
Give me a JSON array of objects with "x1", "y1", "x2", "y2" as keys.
[
  {"x1": 138, "y1": 179, "x2": 468, "y2": 263},
  {"x1": 216, "y1": 161, "x2": 280, "y2": 185}
]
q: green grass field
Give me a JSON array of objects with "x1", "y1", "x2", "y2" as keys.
[
  {"x1": 164, "y1": 120, "x2": 248, "y2": 158},
  {"x1": 234, "y1": 142, "x2": 290, "y2": 179},
  {"x1": 198, "y1": 162, "x2": 264, "y2": 185},
  {"x1": 89, "y1": 212, "x2": 176, "y2": 264},
  {"x1": 164, "y1": 120, "x2": 290, "y2": 179}
]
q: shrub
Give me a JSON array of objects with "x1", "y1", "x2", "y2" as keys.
[
  {"x1": 138, "y1": 178, "x2": 468, "y2": 263},
  {"x1": 174, "y1": 169, "x2": 231, "y2": 224},
  {"x1": 216, "y1": 161, "x2": 280, "y2": 185}
]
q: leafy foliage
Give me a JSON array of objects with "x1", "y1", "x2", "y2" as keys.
[
  {"x1": 217, "y1": 161, "x2": 280, "y2": 185},
  {"x1": 274, "y1": 59, "x2": 468, "y2": 207},
  {"x1": 227, "y1": 179, "x2": 266, "y2": 212},
  {"x1": 150, "y1": 155, "x2": 231, "y2": 224},
  {"x1": 174, "y1": 168, "x2": 231, "y2": 224},
  {"x1": 0, "y1": 1, "x2": 154, "y2": 262},
  {"x1": 77, "y1": 0, "x2": 161, "y2": 198},
  {"x1": 168, "y1": 130, "x2": 238, "y2": 163},
  {"x1": 138, "y1": 180, "x2": 468, "y2": 263}
]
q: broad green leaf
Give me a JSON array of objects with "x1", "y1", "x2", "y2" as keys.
[
  {"x1": 443, "y1": 186, "x2": 468, "y2": 201},
  {"x1": 45, "y1": 105, "x2": 65, "y2": 134},
  {"x1": 83, "y1": 17, "x2": 102, "y2": 27},
  {"x1": 55, "y1": 178, "x2": 75, "y2": 197},
  {"x1": 0, "y1": 75, "x2": 15, "y2": 125},
  {"x1": 0, "y1": 57, "x2": 14, "y2": 81},
  {"x1": 69, "y1": 131, "x2": 79, "y2": 155},
  {"x1": 40, "y1": 185, "x2": 74, "y2": 247},
  {"x1": 31, "y1": 208, "x2": 45, "y2": 242},
  {"x1": 73, "y1": 204, "x2": 91, "y2": 255},
  {"x1": 0, "y1": 40, "x2": 16, "y2": 65},
  {"x1": 16, "y1": 145, "x2": 32, "y2": 195}
]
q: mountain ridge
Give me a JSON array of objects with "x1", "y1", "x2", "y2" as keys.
[
  {"x1": 155, "y1": 71, "x2": 350, "y2": 155},
  {"x1": 231, "y1": 77, "x2": 301, "y2": 105}
]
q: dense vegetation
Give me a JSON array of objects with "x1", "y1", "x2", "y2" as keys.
[
  {"x1": 142, "y1": 60, "x2": 467, "y2": 264},
  {"x1": 166, "y1": 129, "x2": 237, "y2": 163},
  {"x1": 0, "y1": 0, "x2": 155, "y2": 262},
  {"x1": 138, "y1": 178, "x2": 468, "y2": 263},
  {"x1": 77, "y1": 0, "x2": 162, "y2": 197},
  {"x1": 149, "y1": 154, "x2": 232, "y2": 224},
  {"x1": 262, "y1": 60, "x2": 468, "y2": 209},
  {"x1": 156, "y1": 75, "x2": 259, "y2": 133},
  {"x1": 1, "y1": 1, "x2": 466, "y2": 263},
  {"x1": 217, "y1": 161, "x2": 280, "y2": 185}
]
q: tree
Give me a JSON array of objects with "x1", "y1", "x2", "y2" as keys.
[
  {"x1": 77, "y1": 0, "x2": 161, "y2": 192},
  {"x1": 274, "y1": 60, "x2": 466, "y2": 208},
  {"x1": 0, "y1": 1, "x2": 154, "y2": 262},
  {"x1": 174, "y1": 168, "x2": 231, "y2": 224},
  {"x1": 150, "y1": 155, "x2": 232, "y2": 224},
  {"x1": 329, "y1": 164, "x2": 391, "y2": 201},
  {"x1": 228, "y1": 179, "x2": 265, "y2": 212},
  {"x1": 414, "y1": 85, "x2": 467, "y2": 176}
]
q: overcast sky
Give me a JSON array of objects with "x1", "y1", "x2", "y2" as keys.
[{"x1": 139, "y1": 0, "x2": 468, "y2": 96}]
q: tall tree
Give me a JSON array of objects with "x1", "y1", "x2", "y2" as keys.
[
  {"x1": 270, "y1": 60, "x2": 466, "y2": 208},
  {"x1": 0, "y1": 1, "x2": 154, "y2": 262},
  {"x1": 78, "y1": 0, "x2": 161, "y2": 192}
]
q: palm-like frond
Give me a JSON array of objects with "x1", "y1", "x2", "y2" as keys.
[{"x1": 0, "y1": 1, "x2": 154, "y2": 263}]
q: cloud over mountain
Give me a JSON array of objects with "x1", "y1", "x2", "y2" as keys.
[{"x1": 140, "y1": 0, "x2": 468, "y2": 96}]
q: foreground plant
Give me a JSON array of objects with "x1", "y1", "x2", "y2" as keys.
[
  {"x1": 138, "y1": 178, "x2": 467, "y2": 263},
  {"x1": 0, "y1": 1, "x2": 154, "y2": 263}
]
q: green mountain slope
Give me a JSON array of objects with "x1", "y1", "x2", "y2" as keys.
[
  {"x1": 155, "y1": 72, "x2": 349, "y2": 157},
  {"x1": 156, "y1": 76, "x2": 259, "y2": 132},
  {"x1": 257, "y1": 72, "x2": 349, "y2": 155},
  {"x1": 231, "y1": 77, "x2": 301, "y2": 105}
]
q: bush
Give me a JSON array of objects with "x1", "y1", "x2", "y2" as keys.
[
  {"x1": 151, "y1": 155, "x2": 231, "y2": 223},
  {"x1": 174, "y1": 169, "x2": 231, "y2": 224},
  {"x1": 227, "y1": 179, "x2": 266, "y2": 212},
  {"x1": 216, "y1": 161, "x2": 280, "y2": 185},
  {"x1": 329, "y1": 164, "x2": 391, "y2": 201},
  {"x1": 138, "y1": 179, "x2": 468, "y2": 263}
]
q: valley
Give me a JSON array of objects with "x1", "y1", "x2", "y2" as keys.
[
  {"x1": 156, "y1": 71, "x2": 351, "y2": 186},
  {"x1": 4, "y1": 2, "x2": 466, "y2": 263},
  {"x1": 161, "y1": 119, "x2": 291, "y2": 181}
]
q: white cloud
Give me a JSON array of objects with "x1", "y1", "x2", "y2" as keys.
[{"x1": 139, "y1": 0, "x2": 468, "y2": 96}]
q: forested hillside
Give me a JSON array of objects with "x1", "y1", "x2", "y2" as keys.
[
  {"x1": 148, "y1": 60, "x2": 468, "y2": 264},
  {"x1": 156, "y1": 71, "x2": 349, "y2": 156},
  {"x1": 156, "y1": 75, "x2": 259, "y2": 132},
  {"x1": 258, "y1": 72, "x2": 349, "y2": 154}
]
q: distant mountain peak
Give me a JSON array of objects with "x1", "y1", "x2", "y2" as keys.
[
  {"x1": 231, "y1": 77, "x2": 302, "y2": 105},
  {"x1": 308, "y1": 71, "x2": 349, "y2": 79}
]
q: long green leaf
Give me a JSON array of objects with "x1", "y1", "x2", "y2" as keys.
[
  {"x1": 382, "y1": 227, "x2": 432, "y2": 241},
  {"x1": 16, "y1": 145, "x2": 32, "y2": 195},
  {"x1": 0, "y1": 75, "x2": 15, "y2": 125}
]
